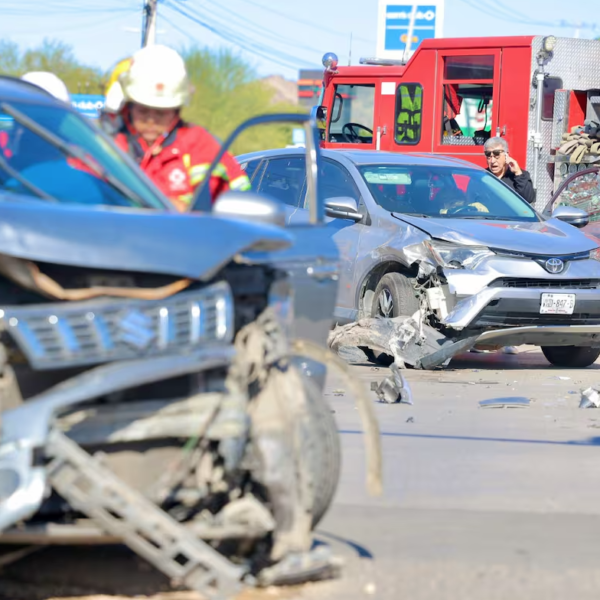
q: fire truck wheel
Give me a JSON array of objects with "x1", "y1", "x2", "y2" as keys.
[{"x1": 541, "y1": 346, "x2": 600, "y2": 368}]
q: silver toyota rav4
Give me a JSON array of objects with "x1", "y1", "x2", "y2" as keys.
[{"x1": 238, "y1": 148, "x2": 600, "y2": 368}]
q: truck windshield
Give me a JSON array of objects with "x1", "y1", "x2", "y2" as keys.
[
  {"x1": 358, "y1": 165, "x2": 538, "y2": 221},
  {"x1": 0, "y1": 101, "x2": 170, "y2": 209}
]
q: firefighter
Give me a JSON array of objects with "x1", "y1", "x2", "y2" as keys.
[
  {"x1": 99, "y1": 57, "x2": 132, "y2": 136},
  {"x1": 484, "y1": 137, "x2": 536, "y2": 205},
  {"x1": 113, "y1": 45, "x2": 251, "y2": 210}
]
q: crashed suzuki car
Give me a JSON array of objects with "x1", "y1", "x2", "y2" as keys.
[
  {"x1": 0, "y1": 78, "x2": 377, "y2": 598},
  {"x1": 238, "y1": 148, "x2": 600, "y2": 369}
]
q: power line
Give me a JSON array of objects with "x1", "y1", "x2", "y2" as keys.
[
  {"x1": 164, "y1": 0, "x2": 316, "y2": 70},
  {"x1": 238, "y1": 0, "x2": 375, "y2": 45},
  {"x1": 457, "y1": 0, "x2": 598, "y2": 31},
  {"x1": 188, "y1": 0, "x2": 323, "y2": 58},
  {"x1": 169, "y1": 0, "x2": 319, "y2": 65}
]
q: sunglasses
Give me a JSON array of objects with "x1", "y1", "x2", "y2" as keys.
[{"x1": 484, "y1": 150, "x2": 505, "y2": 158}]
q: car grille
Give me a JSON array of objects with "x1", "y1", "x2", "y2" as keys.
[
  {"x1": 2, "y1": 282, "x2": 233, "y2": 370},
  {"x1": 490, "y1": 278, "x2": 600, "y2": 290}
]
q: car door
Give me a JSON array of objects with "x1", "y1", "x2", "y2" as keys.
[
  {"x1": 283, "y1": 156, "x2": 367, "y2": 323},
  {"x1": 546, "y1": 167, "x2": 600, "y2": 240}
]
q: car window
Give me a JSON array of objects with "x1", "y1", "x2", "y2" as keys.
[
  {"x1": 238, "y1": 158, "x2": 264, "y2": 185},
  {"x1": 441, "y1": 55, "x2": 495, "y2": 147},
  {"x1": 257, "y1": 157, "x2": 306, "y2": 207},
  {"x1": 0, "y1": 102, "x2": 168, "y2": 209},
  {"x1": 318, "y1": 159, "x2": 360, "y2": 203},
  {"x1": 358, "y1": 164, "x2": 538, "y2": 221},
  {"x1": 328, "y1": 84, "x2": 375, "y2": 144},
  {"x1": 551, "y1": 170, "x2": 600, "y2": 221}
]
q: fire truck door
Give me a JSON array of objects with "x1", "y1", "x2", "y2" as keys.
[
  {"x1": 324, "y1": 79, "x2": 382, "y2": 149},
  {"x1": 433, "y1": 50, "x2": 501, "y2": 168}
]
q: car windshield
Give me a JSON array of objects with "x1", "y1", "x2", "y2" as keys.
[
  {"x1": 0, "y1": 100, "x2": 169, "y2": 209},
  {"x1": 358, "y1": 164, "x2": 539, "y2": 221}
]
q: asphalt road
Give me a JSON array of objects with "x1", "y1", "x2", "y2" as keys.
[{"x1": 2, "y1": 346, "x2": 600, "y2": 600}]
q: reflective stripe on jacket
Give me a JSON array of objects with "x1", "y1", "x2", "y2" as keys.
[{"x1": 114, "y1": 119, "x2": 250, "y2": 211}]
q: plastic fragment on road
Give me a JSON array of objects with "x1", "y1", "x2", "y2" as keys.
[
  {"x1": 580, "y1": 386, "x2": 600, "y2": 408},
  {"x1": 371, "y1": 363, "x2": 413, "y2": 405},
  {"x1": 479, "y1": 397, "x2": 531, "y2": 409}
]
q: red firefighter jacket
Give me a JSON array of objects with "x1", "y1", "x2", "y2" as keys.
[{"x1": 114, "y1": 118, "x2": 251, "y2": 211}]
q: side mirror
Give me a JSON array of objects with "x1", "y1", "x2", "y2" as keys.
[
  {"x1": 551, "y1": 205, "x2": 590, "y2": 229},
  {"x1": 325, "y1": 196, "x2": 362, "y2": 222},
  {"x1": 213, "y1": 191, "x2": 286, "y2": 227}
]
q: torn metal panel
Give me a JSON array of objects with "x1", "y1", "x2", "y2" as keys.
[
  {"x1": 328, "y1": 315, "x2": 455, "y2": 369},
  {"x1": 580, "y1": 387, "x2": 600, "y2": 408},
  {"x1": 0, "y1": 200, "x2": 292, "y2": 280}
]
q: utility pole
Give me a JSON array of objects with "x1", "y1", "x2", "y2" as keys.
[{"x1": 141, "y1": 0, "x2": 158, "y2": 47}]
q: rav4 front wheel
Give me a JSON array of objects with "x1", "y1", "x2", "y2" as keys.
[
  {"x1": 541, "y1": 346, "x2": 600, "y2": 368},
  {"x1": 371, "y1": 272, "x2": 419, "y2": 319}
]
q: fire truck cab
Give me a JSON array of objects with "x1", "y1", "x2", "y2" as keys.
[{"x1": 316, "y1": 36, "x2": 600, "y2": 210}]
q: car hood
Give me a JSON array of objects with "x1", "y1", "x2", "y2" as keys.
[
  {"x1": 0, "y1": 196, "x2": 292, "y2": 280},
  {"x1": 392, "y1": 214, "x2": 598, "y2": 255}
]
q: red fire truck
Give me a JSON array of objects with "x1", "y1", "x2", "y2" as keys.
[{"x1": 315, "y1": 36, "x2": 600, "y2": 210}]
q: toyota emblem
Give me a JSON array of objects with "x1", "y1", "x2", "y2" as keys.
[{"x1": 544, "y1": 258, "x2": 565, "y2": 274}]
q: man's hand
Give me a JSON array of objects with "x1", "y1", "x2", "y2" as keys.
[{"x1": 505, "y1": 155, "x2": 523, "y2": 176}]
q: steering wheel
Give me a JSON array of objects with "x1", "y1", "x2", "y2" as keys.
[
  {"x1": 342, "y1": 122, "x2": 373, "y2": 144},
  {"x1": 447, "y1": 204, "x2": 481, "y2": 216}
]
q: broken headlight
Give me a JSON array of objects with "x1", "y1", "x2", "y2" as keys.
[
  {"x1": 590, "y1": 248, "x2": 600, "y2": 262},
  {"x1": 425, "y1": 240, "x2": 494, "y2": 270}
]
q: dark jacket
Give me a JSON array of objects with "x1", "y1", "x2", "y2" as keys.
[{"x1": 487, "y1": 167, "x2": 536, "y2": 204}]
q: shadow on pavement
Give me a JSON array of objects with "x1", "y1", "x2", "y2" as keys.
[{"x1": 340, "y1": 430, "x2": 600, "y2": 448}]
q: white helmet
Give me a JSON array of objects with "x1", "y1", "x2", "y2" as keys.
[
  {"x1": 21, "y1": 71, "x2": 70, "y2": 103},
  {"x1": 120, "y1": 45, "x2": 191, "y2": 109},
  {"x1": 104, "y1": 80, "x2": 125, "y2": 114}
]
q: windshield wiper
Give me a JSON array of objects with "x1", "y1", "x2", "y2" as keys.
[
  {"x1": 0, "y1": 151, "x2": 58, "y2": 202},
  {"x1": 1, "y1": 103, "x2": 148, "y2": 208},
  {"x1": 454, "y1": 215, "x2": 530, "y2": 221},
  {"x1": 394, "y1": 212, "x2": 431, "y2": 218}
]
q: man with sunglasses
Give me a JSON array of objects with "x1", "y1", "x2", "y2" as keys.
[{"x1": 483, "y1": 137, "x2": 536, "y2": 205}]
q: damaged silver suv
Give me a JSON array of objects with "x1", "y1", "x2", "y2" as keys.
[
  {"x1": 239, "y1": 148, "x2": 600, "y2": 369},
  {"x1": 0, "y1": 78, "x2": 361, "y2": 598}
]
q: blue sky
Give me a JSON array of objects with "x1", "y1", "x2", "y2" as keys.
[{"x1": 2, "y1": 0, "x2": 598, "y2": 79}]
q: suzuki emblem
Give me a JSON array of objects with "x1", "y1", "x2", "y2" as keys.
[
  {"x1": 544, "y1": 258, "x2": 565, "y2": 274},
  {"x1": 117, "y1": 309, "x2": 155, "y2": 350}
]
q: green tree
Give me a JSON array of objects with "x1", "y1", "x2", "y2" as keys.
[
  {"x1": 0, "y1": 40, "x2": 305, "y2": 152},
  {"x1": 0, "y1": 41, "x2": 20, "y2": 76},
  {"x1": 0, "y1": 38, "x2": 103, "y2": 94},
  {"x1": 181, "y1": 46, "x2": 305, "y2": 154}
]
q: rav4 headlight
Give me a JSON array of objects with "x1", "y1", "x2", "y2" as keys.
[
  {"x1": 425, "y1": 240, "x2": 494, "y2": 270},
  {"x1": 590, "y1": 248, "x2": 600, "y2": 262}
]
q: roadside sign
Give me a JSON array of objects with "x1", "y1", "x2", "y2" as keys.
[
  {"x1": 71, "y1": 94, "x2": 105, "y2": 119},
  {"x1": 292, "y1": 127, "x2": 306, "y2": 146},
  {"x1": 377, "y1": 0, "x2": 444, "y2": 61}
]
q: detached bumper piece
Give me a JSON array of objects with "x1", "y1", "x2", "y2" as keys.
[{"x1": 45, "y1": 428, "x2": 246, "y2": 600}]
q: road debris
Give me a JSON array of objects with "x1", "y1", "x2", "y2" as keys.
[
  {"x1": 580, "y1": 387, "x2": 600, "y2": 408},
  {"x1": 479, "y1": 397, "x2": 531, "y2": 409},
  {"x1": 328, "y1": 316, "x2": 476, "y2": 370},
  {"x1": 371, "y1": 363, "x2": 413, "y2": 405}
]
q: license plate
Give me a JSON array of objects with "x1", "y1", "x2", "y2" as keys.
[{"x1": 540, "y1": 293, "x2": 576, "y2": 315}]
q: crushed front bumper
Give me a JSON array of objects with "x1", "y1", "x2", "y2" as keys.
[
  {"x1": 0, "y1": 347, "x2": 234, "y2": 533},
  {"x1": 442, "y1": 287, "x2": 600, "y2": 331}
]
